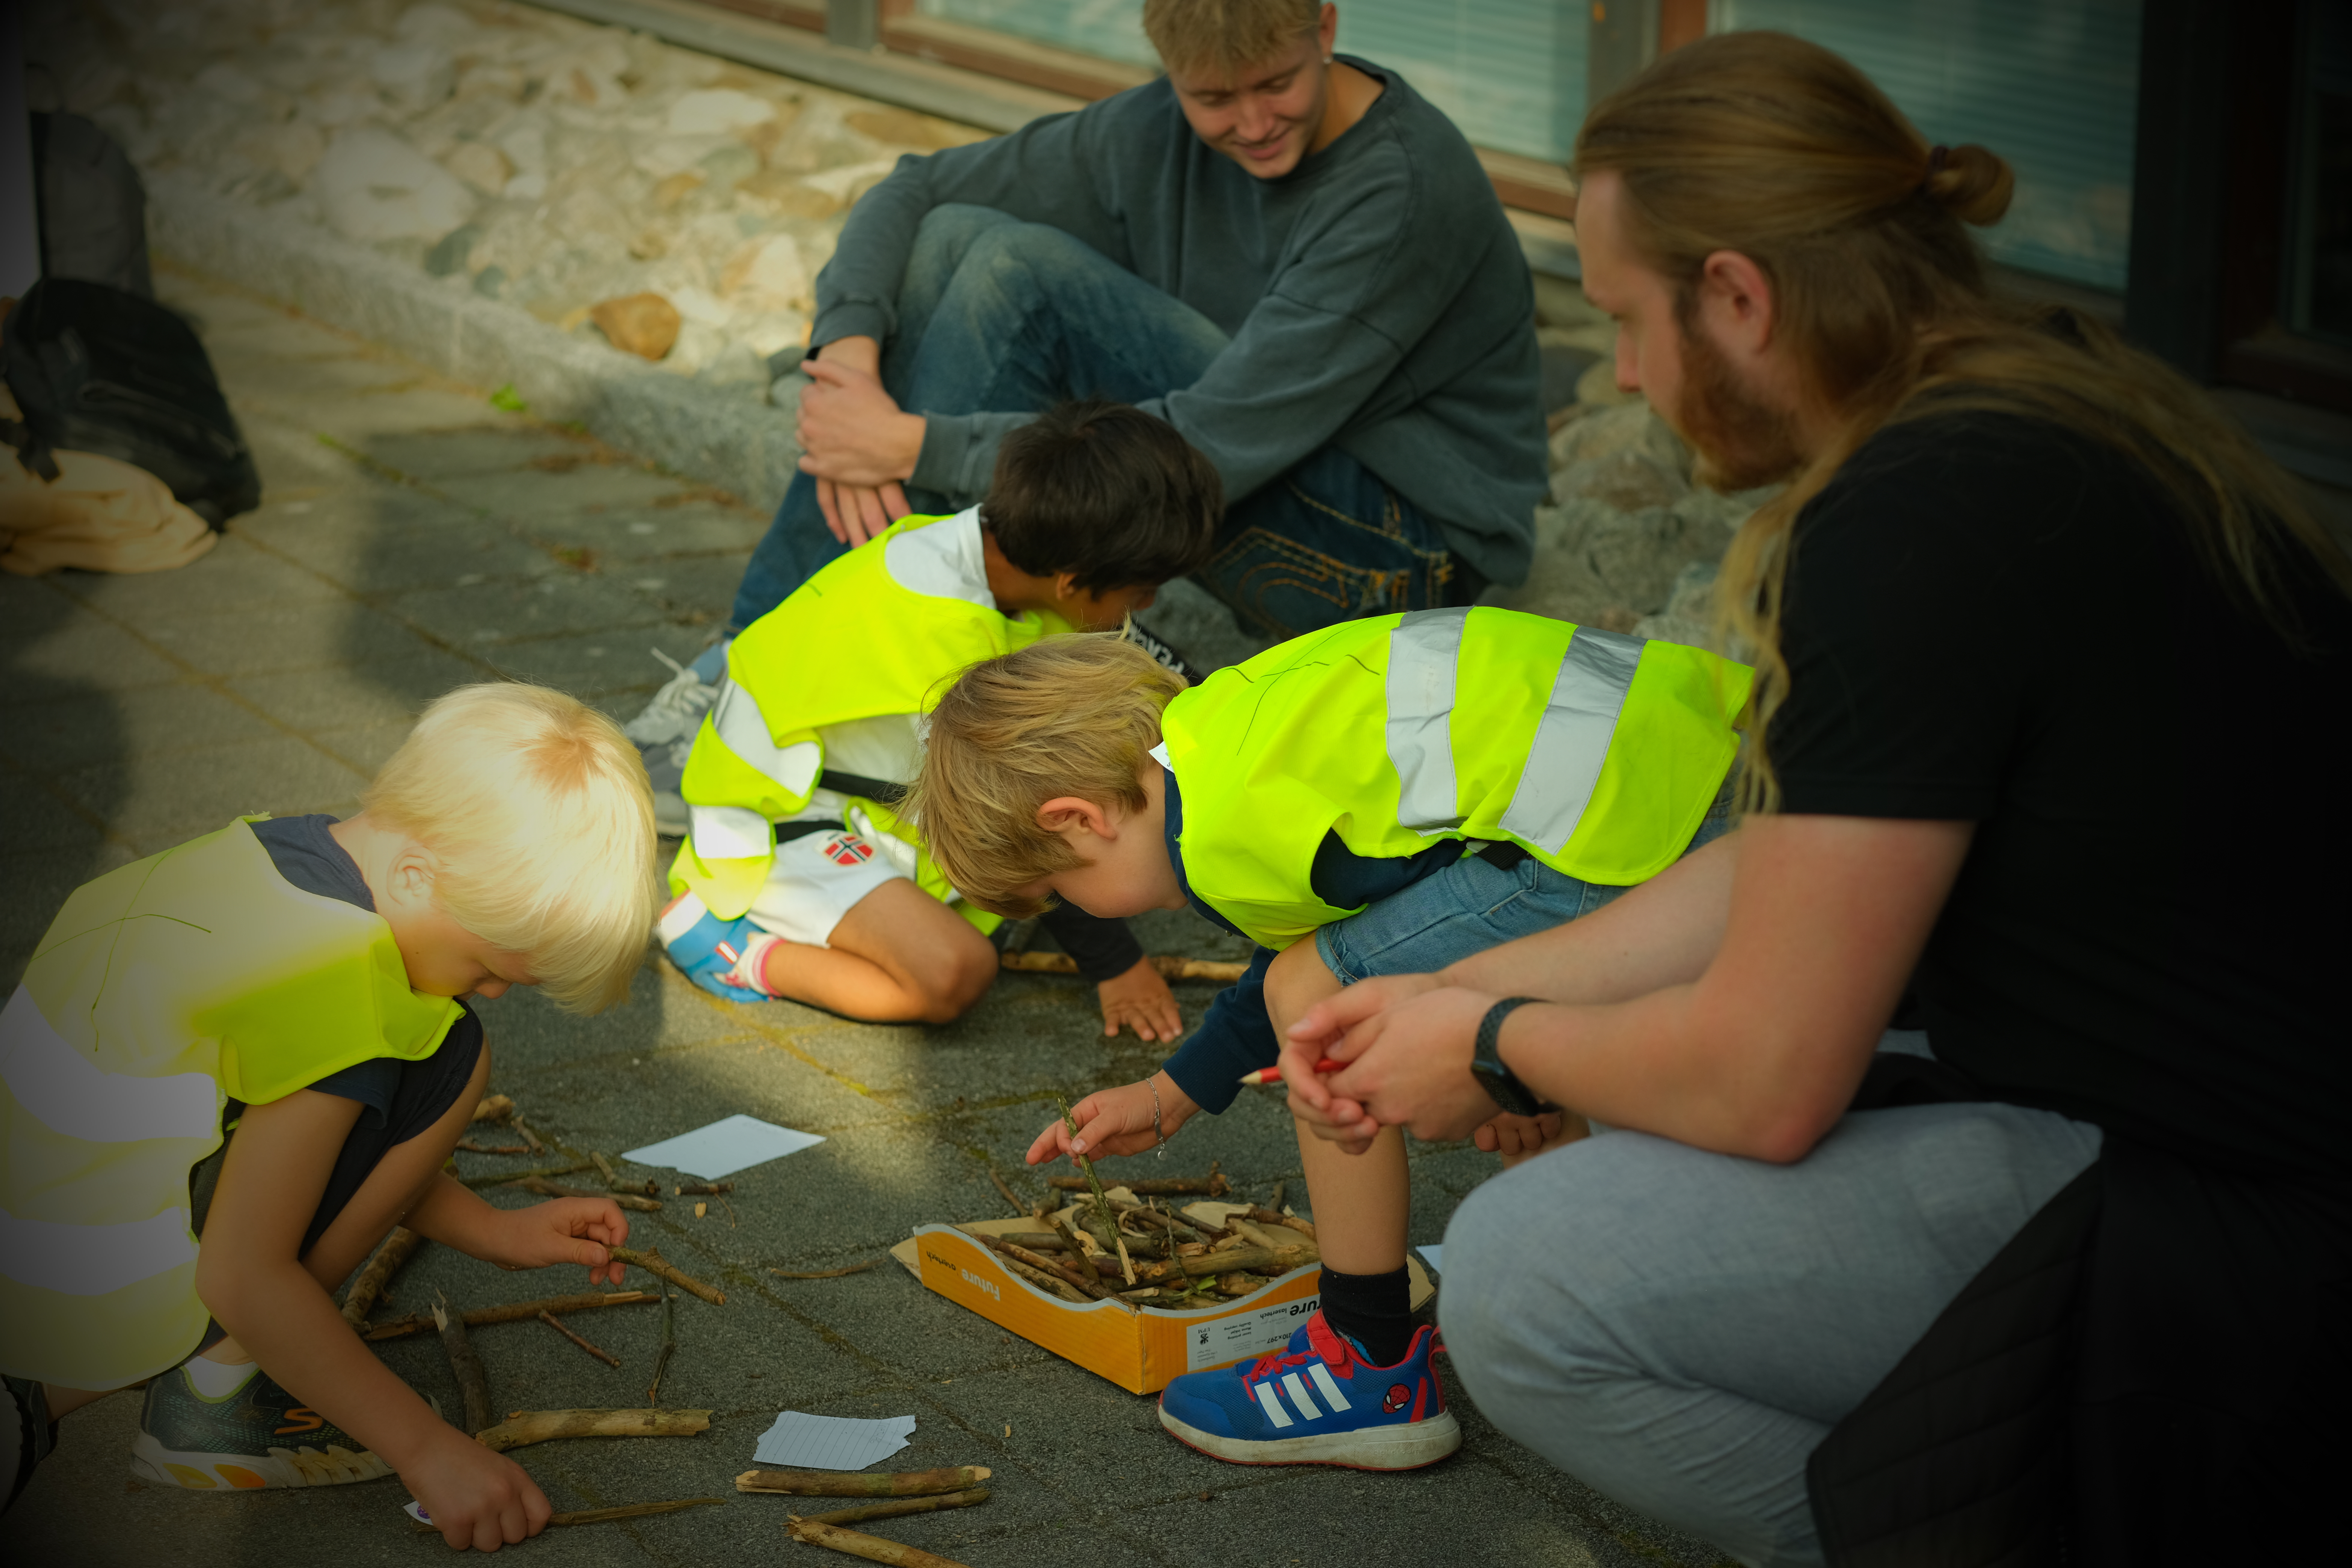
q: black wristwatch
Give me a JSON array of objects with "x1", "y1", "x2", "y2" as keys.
[{"x1": 1471, "y1": 997, "x2": 1551, "y2": 1117}]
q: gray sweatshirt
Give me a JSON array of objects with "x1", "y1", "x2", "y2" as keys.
[{"x1": 809, "y1": 57, "x2": 1547, "y2": 587}]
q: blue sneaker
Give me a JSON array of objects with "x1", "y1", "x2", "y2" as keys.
[
  {"x1": 656, "y1": 893, "x2": 770, "y2": 1003},
  {"x1": 1158, "y1": 1312, "x2": 1461, "y2": 1469}
]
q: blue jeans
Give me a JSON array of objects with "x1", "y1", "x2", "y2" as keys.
[
  {"x1": 732, "y1": 205, "x2": 1480, "y2": 637},
  {"x1": 1315, "y1": 787, "x2": 1734, "y2": 983}
]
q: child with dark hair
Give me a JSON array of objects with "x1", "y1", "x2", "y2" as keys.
[{"x1": 658, "y1": 400, "x2": 1222, "y2": 1032}]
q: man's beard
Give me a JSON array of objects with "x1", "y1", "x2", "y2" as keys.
[{"x1": 1672, "y1": 315, "x2": 1806, "y2": 492}]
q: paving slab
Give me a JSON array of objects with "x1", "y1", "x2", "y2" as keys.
[{"x1": 1, "y1": 264, "x2": 1732, "y2": 1568}]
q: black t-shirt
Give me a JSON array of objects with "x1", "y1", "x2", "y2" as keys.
[
  {"x1": 1770, "y1": 412, "x2": 2350, "y2": 1176},
  {"x1": 247, "y1": 813, "x2": 404, "y2": 1125}
]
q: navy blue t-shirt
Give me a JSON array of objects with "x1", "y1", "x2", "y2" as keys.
[
  {"x1": 247, "y1": 814, "x2": 404, "y2": 1126},
  {"x1": 1153, "y1": 768, "x2": 1464, "y2": 1114}
]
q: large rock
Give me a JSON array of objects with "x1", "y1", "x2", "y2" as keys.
[
  {"x1": 314, "y1": 125, "x2": 477, "y2": 243},
  {"x1": 591, "y1": 292, "x2": 682, "y2": 361},
  {"x1": 665, "y1": 87, "x2": 777, "y2": 136},
  {"x1": 442, "y1": 139, "x2": 511, "y2": 196}
]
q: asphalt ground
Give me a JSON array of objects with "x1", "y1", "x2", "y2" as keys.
[{"x1": 2, "y1": 265, "x2": 1731, "y2": 1567}]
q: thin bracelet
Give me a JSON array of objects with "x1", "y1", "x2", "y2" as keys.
[{"x1": 1147, "y1": 1075, "x2": 1167, "y2": 1158}]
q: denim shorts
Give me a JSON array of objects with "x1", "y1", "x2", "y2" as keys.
[{"x1": 1315, "y1": 786, "x2": 1735, "y2": 985}]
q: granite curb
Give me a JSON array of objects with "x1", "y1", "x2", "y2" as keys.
[{"x1": 146, "y1": 168, "x2": 807, "y2": 518}]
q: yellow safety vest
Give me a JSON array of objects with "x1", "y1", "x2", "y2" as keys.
[
  {"x1": 671, "y1": 511, "x2": 1071, "y2": 929},
  {"x1": 0, "y1": 819, "x2": 462, "y2": 1390},
  {"x1": 1162, "y1": 607, "x2": 1753, "y2": 949}
]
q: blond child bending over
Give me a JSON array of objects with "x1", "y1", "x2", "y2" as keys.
[
  {"x1": 908, "y1": 622, "x2": 1746, "y2": 1469},
  {"x1": 1, "y1": 684, "x2": 659, "y2": 1551}
]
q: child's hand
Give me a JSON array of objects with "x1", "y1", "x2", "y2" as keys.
[
  {"x1": 1473, "y1": 1109, "x2": 1586, "y2": 1168},
  {"x1": 405, "y1": 1426, "x2": 552, "y2": 1550},
  {"x1": 1096, "y1": 958, "x2": 1182, "y2": 1043},
  {"x1": 488, "y1": 1197, "x2": 631, "y2": 1286},
  {"x1": 1025, "y1": 1073, "x2": 1198, "y2": 1165}
]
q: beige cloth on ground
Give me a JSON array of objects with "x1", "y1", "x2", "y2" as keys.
[{"x1": 0, "y1": 382, "x2": 218, "y2": 576}]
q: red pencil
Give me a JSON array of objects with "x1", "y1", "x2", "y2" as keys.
[{"x1": 1238, "y1": 1059, "x2": 1346, "y2": 1086}]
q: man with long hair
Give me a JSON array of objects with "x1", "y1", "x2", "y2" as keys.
[{"x1": 1276, "y1": 31, "x2": 2351, "y2": 1566}]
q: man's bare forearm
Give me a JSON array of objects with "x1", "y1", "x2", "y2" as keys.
[{"x1": 1439, "y1": 830, "x2": 1738, "y2": 1003}]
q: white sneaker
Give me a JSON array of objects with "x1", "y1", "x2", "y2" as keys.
[{"x1": 623, "y1": 648, "x2": 721, "y2": 748}]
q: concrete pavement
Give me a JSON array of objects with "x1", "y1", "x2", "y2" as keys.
[{"x1": 1, "y1": 265, "x2": 1730, "y2": 1568}]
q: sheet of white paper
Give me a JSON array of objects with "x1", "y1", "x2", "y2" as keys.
[
  {"x1": 752, "y1": 1410, "x2": 917, "y2": 1470},
  {"x1": 622, "y1": 1115, "x2": 824, "y2": 1179},
  {"x1": 1417, "y1": 1244, "x2": 1443, "y2": 1273}
]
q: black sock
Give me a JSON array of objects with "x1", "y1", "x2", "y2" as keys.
[{"x1": 1318, "y1": 1266, "x2": 1414, "y2": 1367}]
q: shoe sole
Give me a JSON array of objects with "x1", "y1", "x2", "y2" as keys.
[
  {"x1": 129, "y1": 1431, "x2": 394, "y2": 1490},
  {"x1": 1158, "y1": 1405, "x2": 1462, "y2": 1470}
]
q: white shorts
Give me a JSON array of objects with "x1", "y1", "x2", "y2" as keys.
[{"x1": 743, "y1": 825, "x2": 910, "y2": 948}]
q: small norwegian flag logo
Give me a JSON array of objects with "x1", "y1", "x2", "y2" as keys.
[
  {"x1": 1382, "y1": 1384, "x2": 1412, "y2": 1413},
  {"x1": 823, "y1": 833, "x2": 876, "y2": 867}
]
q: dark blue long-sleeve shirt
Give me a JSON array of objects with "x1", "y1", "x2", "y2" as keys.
[{"x1": 1156, "y1": 764, "x2": 1465, "y2": 1114}]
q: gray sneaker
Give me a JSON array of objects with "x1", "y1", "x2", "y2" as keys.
[
  {"x1": 644, "y1": 737, "x2": 692, "y2": 837},
  {"x1": 623, "y1": 648, "x2": 721, "y2": 748}
]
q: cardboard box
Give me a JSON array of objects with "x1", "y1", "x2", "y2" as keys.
[{"x1": 891, "y1": 1213, "x2": 1432, "y2": 1395}]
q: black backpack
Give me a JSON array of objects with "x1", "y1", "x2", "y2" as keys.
[{"x1": 2, "y1": 277, "x2": 261, "y2": 527}]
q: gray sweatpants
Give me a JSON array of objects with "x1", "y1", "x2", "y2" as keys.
[{"x1": 1438, "y1": 1054, "x2": 2101, "y2": 1568}]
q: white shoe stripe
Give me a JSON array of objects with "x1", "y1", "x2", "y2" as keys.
[
  {"x1": 1308, "y1": 1362, "x2": 1353, "y2": 1411},
  {"x1": 1251, "y1": 1380, "x2": 1295, "y2": 1429},
  {"x1": 1280, "y1": 1372, "x2": 1323, "y2": 1420}
]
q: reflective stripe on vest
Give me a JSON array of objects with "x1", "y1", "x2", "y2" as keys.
[
  {"x1": 1386, "y1": 609, "x2": 1465, "y2": 835},
  {"x1": 1499, "y1": 623, "x2": 1643, "y2": 854},
  {"x1": 709, "y1": 679, "x2": 819, "y2": 802}
]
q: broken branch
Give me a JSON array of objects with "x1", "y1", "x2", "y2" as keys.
[
  {"x1": 364, "y1": 1290, "x2": 655, "y2": 1341},
  {"x1": 506, "y1": 1174, "x2": 663, "y2": 1211},
  {"x1": 1248, "y1": 1205, "x2": 1317, "y2": 1241},
  {"x1": 959, "y1": 1228, "x2": 1119, "y2": 1303},
  {"x1": 786, "y1": 1520, "x2": 974, "y2": 1566},
  {"x1": 340, "y1": 1226, "x2": 422, "y2": 1326},
  {"x1": 455, "y1": 1139, "x2": 529, "y2": 1155},
  {"x1": 1057, "y1": 1097, "x2": 1132, "y2": 1285},
  {"x1": 409, "y1": 1497, "x2": 723, "y2": 1534},
  {"x1": 508, "y1": 1116, "x2": 548, "y2": 1154},
  {"x1": 473, "y1": 1408, "x2": 711, "y2": 1453},
  {"x1": 674, "y1": 1181, "x2": 732, "y2": 1195},
  {"x1": 986, "y1": 1166, "x2": 1027, "y2": 1218},
  {"x1": 768, "y1": 1262, "x2": 879, "y2": 1280},
  {"x1": 737, "y1": 1465, "x2": 990, "y2": 1497},
  {"x1": 460, "y1": 1159, "x2": 592, "y2": 1188},
  {"x1": 539, "y1": 1310, "x2": 622, "y2": 1368},
  {"x1": 1046, "y1": 1169, "x2": 1231, "y2": 1197},
  {"x1": 611, "y1": 1245, "x2": 726, "y2": 1304},
  {"x1": 795, "y1": 1488, "x2": 990, "y2": 1527},
  {"x1": 433, "y1": 1292, "x2": 493, "y2": 1436}
]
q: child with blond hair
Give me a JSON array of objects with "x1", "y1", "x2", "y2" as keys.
[
  {"x1": 909, "y1": 620, "x2": 1746, "y2": 1469},
  {"x1": 1, "y1": 684, "x2": 659, "y2": 1551}
]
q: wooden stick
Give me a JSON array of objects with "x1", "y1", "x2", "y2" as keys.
[
  {"x1": 993, "y1": 1250, "x2": 1089, "y2": 1304},
  {"x1": 413, "y1": 1497, "x2": 724, "y2": 1533},
  {"x1": 999, "y1": 951, "x2": 1246, "y2": 983},
  {"x1": 507, "y1": 1174, "x2": 663, "y2": 1211},
  {"x1": 611, "y1": 1246, "x2": 726, "y2": 1304},
  {"x1": 786, "y1": 1520, "x2": 974, "y2": 1565},
  {"x1": 648, "y1": 1288, "x2": 676, "y2": 1405},
  {"x1": 591, "y1": 1151, "x2": 620, "y2": 1183},
  {"x1": 737, "y1": 1465, "x2": 990, "y2": 1497},
  {"x1": 1122, "y1": 1244, "x2": 1318, "y2": 1286},
  {"x1": 473, "y1": 1408, "x2": 711, "y2": 1453},
  {"x1": 472, "y1": 1094, "x2": 516, "y2": 1123},
  {"x1": 768, "y1": 1262, "x2": 879, "y2": 1280},
  {"x1": 365, "y1": 1291, "x2": 657, "y2": 1341},
  {"x1": 508, "y1": 1115, "x2": 548, "y2": 1154},
  {"x1": 986, "y1": 1166, "x2": 1027, "y2": 1218},
  {"x1": 433, "y1": 1292, "x2": 493, "y2": 1436},
  {"x1": 959, "y1": 1228, "x2": 1116, "y2": 1302},
  {"x1": 539, "y1": 1310, "x2": 622, "y2": 1367},
  {"x1": 1056, "y1": 1098, "x2": 1133, "y2": 1285},
  {"x1": 675, "y1": 1181, "x2": 733, "y2": 1195},
  {"x1": 455, "y1": 1139, "x2": 529, "y2": 1155},
  {"x1": 1248, "y1": 1205, "x2": 1317, "y2": 1241},
  {"x1": 340, "y1": 1226, "x2": 422, "y2": 1326},
  {"x1": 1046, "y1": 1170, "x2": 1231, "y2": 1197},
  {"x1": 461, "y1": 1159, "x2": 591, "y2": 1188},
  {"x1": 787, "y1": 1519, "x2": 974, "y2": 1565},
  {"x1": 795, "y1": 1488, "x2": 989, "y2": 1527}
]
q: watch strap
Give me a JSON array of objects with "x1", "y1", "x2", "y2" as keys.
[{"x1": 1472, "y1": 996, "x2": 1547, "y2": 1116}]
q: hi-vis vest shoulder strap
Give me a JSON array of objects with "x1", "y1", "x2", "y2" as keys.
[
  {"x1": 672, "y1": 510, "x2": 1066, "y2": 923},
  {"x1": 1161, "y1": 606, "x2": 1753, "y2": 949},
  {"x1": 0, "y1": 819, "x2": 461, "y2": 1390}
]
